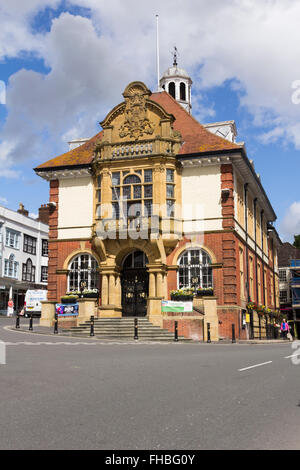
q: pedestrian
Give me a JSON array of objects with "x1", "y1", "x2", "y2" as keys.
[{"x1": 280, "y1": 318, "x2": 289, "y2": 340}]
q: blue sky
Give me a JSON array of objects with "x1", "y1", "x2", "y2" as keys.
[{"x1": 0, "y1": 0, "x2": 299, "y2": 240}]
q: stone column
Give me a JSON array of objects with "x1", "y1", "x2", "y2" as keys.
[
  {"x1": 149, "y1": 272, "x2": 156, "y2": 297},
  {"x1": 162, "y1": 273, "x2": 168, "y2": 299},
  {"x1": 156, "y1": 272, "x2": 163, "y2": 298},
  {"x1": 39, "y1": 301, "x2": 57, "y2": 327},
  {"x1": 109, "y1": 274, "x2": 115, "y2": 305},
  {"x1": 115, "y1": 275, "x2": 121, "y2": 308},
  {"x1": 99, "y1": 269, "x2": 122, "y2": 318},
  {"x1": 101, "y1": 274, "x2": 108, "y2": 305},
  {"x1": 77, "y1": 298, "x2": 97, "y2": 325}
]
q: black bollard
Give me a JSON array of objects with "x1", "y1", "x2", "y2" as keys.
[
  {"x1": 207, "y1": 322, "x2": 211, "y2": 343},
  {"x1": 15, "y1": 313, "x2": 20, "y2": 329},
  {"x1": 134, "y1": 318, "x2": 138, "y2": 340},
  {"x1": 54, "y1": 312, "x2": 58, "y2": 334},
  {"x1": 232, "y1": 323, "x2": 236, "y2": 343},
  {"x1": 174, "y1": 320, "x2": 178, "y2": 342},
  {"x1": 90, "y1": 315, "x2": 95, "y2": 337},
  {"x1": 29, "y1": 314, "x2": 33, "y2": 331}
]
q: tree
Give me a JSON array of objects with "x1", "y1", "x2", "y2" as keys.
[{"x1": 293, "y1": 235, "x2": 300, "y2": 250}]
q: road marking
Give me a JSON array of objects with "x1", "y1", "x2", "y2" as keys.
[
  {"x1": 2, "y1": 340, "x2": 182, "y2": 346},
  {"x1": 284, "y1": 354, "x2": 300, "y2": 359},
  {"x1": 3, "y1": 341, "x2": 98, "y2": 346},
  {"x1": 238, "y1": 360, "x2": 273, "y2": 372}
]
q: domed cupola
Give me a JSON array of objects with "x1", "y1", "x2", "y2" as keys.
[{"x1": 160, "y1": 47, "x2": 192, "y2": 114}]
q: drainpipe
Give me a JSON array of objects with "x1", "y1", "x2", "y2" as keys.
[
  {"x1": 261, "y1": 210, "x2": 266, "y2": 306},
  {"x1": 271, "y1": 235, "x2": 277, "y2": 311},
  {"x1": 254, "y1": 198, "x2": 259, "y2": 303},
  {"x1": 244, "y1": 184, "x2": 250, "y2": 303}
]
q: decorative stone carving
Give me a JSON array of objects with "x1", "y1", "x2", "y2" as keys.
[{"x1": 119, "y1": 84, "x2": 154, "y2": 141}]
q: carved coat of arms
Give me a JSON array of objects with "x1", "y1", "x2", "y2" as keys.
[{"x1": 119, "y1": 86, "x2": 154, "y2": 140}]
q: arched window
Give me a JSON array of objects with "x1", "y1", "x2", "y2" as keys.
[
  {"x1": 123, "y1": 250, "x2": 148, "y2": 269},
  {"x1": 111, "y1": 170, "x2": 153, "y2": 219},
  {"x1": 168, "y1": 82, "x2": 175, "y2": 99},
  {"x1": 178, "y1": 249, "x2": 213, "y2": 289},
  {"x1": 22, "y1": 258, "x2": 36, "y2": 282},
  {"x1": 68, "y1": 254, "x2": 99, "y2": 291},
  {"x1": 4, "y1": 254, "x2": 19, "y2": 278},
  {"x1": 180, "y1": 82, "x2": 186, "y2": 101}
]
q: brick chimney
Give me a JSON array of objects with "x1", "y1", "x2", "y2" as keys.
[
  {"x1": 17, "y1": 203, "x2": 29, "y2": 217},
  {"x1": 37, "y1": 204, "x2": 50, "y2": 225}
]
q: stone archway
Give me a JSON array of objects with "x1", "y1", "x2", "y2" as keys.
[{"x1": 96, "y1": 238, "x2": 168, "y2": 321}]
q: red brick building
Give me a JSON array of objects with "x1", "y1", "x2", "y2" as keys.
[{"x1": 35, "y1": 67, "x2": 280, "y2": 340}]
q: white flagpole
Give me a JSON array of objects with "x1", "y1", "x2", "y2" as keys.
[{"x1": 156, "y1": 14, "x2": 160, "y2": 91}]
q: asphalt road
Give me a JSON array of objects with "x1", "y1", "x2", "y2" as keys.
[{"x1": 0, "y1": 317, "x2": 299, "y2": 450}]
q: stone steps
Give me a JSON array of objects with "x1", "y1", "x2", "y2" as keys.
[{"x1": 62, "y1": 317, "x2": 191, "y2": 342}]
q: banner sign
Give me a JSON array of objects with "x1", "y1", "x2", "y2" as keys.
[
  {"x1": 161, "y1": 300, "x2": 193, "y2": 313},
  {"x1": 56, "y1": 303, "x2": 79, "y2": 317}
]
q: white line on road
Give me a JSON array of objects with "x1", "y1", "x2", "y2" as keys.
[
  {"x1": 284, "y1": 354, "x2": 300, "y2": 359},
  {"x1": 238, "y1": 360, "x2": 273, "y2": 372},
  {"x1": 4, "y1": 341, "x2": 98, "y2": 346}
]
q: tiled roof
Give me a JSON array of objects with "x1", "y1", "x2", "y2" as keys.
[
  {"x1": 35, "y1": 91, "x2": 242, "y2": 170},
  {"x1": 151, "y1": 91, "x2": 243, "y2": 155},
  {"x1": 35, "y1": 131, "x2": 103, "y2": 170}
]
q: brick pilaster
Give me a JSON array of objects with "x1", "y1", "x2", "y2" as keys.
[{"x1": 48, "y1": 180, "x2": 59, "y2": 301}]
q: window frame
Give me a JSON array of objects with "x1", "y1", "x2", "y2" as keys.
[
  {"x1": 4, "y1": 254, "x2": 19, "y2": 278},
  {"x1": 68, "y1": 253, "x2": 100, "y2": 292},
  {"x1": 110, "y1": 169, "x2": 153, "y2": 220},
  {"x1": 5, "y1": 228, "x2": 20, "y2": 250},
  {"x1": 177, "y1": 248, "x2": 213, "y2": 290},
  {"x1": 23, "y1": 234, "x2": 37, "y2": 255},
  {"x1": 42, "y1": 239, "x2": 48, "y2": 257},
  {"x1": 22, "y1": 258, "x2": 36, "y2": 283},
  {"x1": 41, "y1": 266, "x2": 48, "y2": 283}
]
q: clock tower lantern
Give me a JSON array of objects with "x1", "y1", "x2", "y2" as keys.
[{"x1": 160, "y1": 47, "x2": 192, "y2": 114}]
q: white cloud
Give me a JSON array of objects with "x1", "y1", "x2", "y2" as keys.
[
  {"x1": 1, "y1": 0, "x2": 300, "y2": 172},
  {"x1": 0, "y1": 0, "x2": 61, "y2": 58},
  {"x1": 0, "y1": 196, "x2": 8, "y2": 204},
  {"x1": 280, "y1": 202, "x2": 300, "y2": 241},
  {"x1": 0, "y1": 80, "x2": 6, "y2": 105}
]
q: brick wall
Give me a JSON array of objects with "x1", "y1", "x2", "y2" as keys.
[{"x1": 163, "y1": 318, "x2": 204, "y2": 341}]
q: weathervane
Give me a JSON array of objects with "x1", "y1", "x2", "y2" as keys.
[{"x1": 172, "y1": 46, "x2": 178, "y2": 66}]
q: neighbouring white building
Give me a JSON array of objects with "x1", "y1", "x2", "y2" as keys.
[{"x1": 0, "y1": 203, "x2": 49, "y2": 314}]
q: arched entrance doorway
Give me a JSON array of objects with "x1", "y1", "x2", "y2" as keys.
[{"x1": 121, "y1": 250, "x2": 149, "y2": 317}]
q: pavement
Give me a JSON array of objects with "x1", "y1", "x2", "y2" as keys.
[
  {"x1": 0, "y1": 316, "x2": 299, "y2": 450},
  {"x1": 2, "y1": 315, "x2": 291, "y2": 344}
]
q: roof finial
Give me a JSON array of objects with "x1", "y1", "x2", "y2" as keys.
[{"x1": 173, "y1": 46, "x2": 178, "y2": 67}]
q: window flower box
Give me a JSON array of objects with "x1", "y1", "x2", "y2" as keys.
[
  {"x1": 61, "y1": 295, "x2": 79, "y2": 304},
  {"x1": 82, "y1": 289, "x2": 99, "y2": 299},
  {"x1": 170, "y1": 289, "x2": 194, "y2": 302},
  {"x1": 66, "y1": 289, "x2": 99, "y2": 299},
  {"x1": 196, "y1": 287, "x2": 214, "y2": 297}
]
